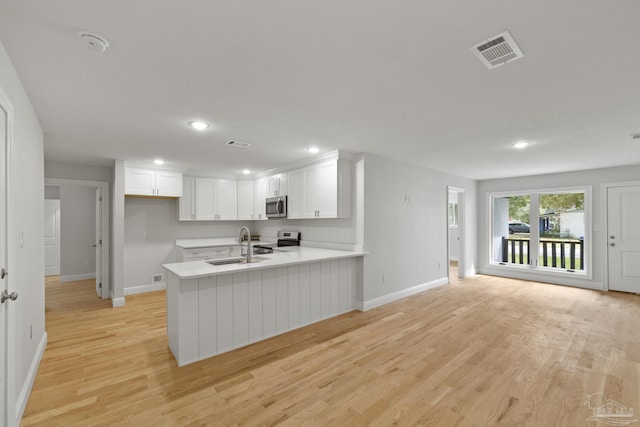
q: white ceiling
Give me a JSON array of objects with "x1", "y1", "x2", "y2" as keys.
[{"x1": 0, "y1": 0, "x2": 639, "y2": 180}]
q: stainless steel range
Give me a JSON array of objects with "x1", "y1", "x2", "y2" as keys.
[{"x1": 253, "y1": 231, "x2": 301, "y2": 254}]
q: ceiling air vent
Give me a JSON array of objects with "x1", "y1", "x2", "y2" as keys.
[
  {"x1": 226, "y1": 140, "x2": 251, "y2": 148},
  {"x1": 471, "y1": 31, "x2": 524, "y2": 69}
]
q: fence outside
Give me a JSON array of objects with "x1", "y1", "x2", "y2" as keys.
[{"x1": 501, "y1": 236, "x2": 584, "y2": 270}]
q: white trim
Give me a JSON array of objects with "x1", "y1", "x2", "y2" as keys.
[
  {"x1": 447, "y1": 186, "x2": 466, "y2": 279},
  {"x1": 59, "y1": 273, "x2": 96, "y2": 283},
  {"x1": 358, "y1": 277, "x2": 449, "y2": 311},
  {"x1": 112, "y1": 297, "x2": 125, "y2": 308},
  {"x1": 44, "y1": 177, "x2": 110, "y2": 299},
  {"x1": 14, "y1": 332, "x2": 47, "y2": 426},
  {"x1": 600, "y1": 180, "x2": 640, "y2": 291},
  {"x1": 0, "y1": 86, "x2": 17, "y2": 427},
  {"x1": 124, "y1": 283, "x2": 166, "y2": 295}
]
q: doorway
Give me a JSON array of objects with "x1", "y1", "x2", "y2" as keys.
[
  {"x1": 447, "y1": 186, "x2": 466, "y2": 280},
  {"x1": 606, "y1": 183, "x2": 640, "y2": 293},
  {"x1": 44, "y1": 178, "x2": 110, "y2": 299}
]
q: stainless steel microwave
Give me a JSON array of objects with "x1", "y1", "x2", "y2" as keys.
[{"x1": 265, "y1": 195, "x2": 287, "y2": 218}]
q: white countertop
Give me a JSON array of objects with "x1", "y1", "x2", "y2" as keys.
[
  {"x1": 175, "y1": 237, "x2": 272, "y2": 248},
  {"x1": 163, "y1": 247, "x2": 366, "y2": 279}
]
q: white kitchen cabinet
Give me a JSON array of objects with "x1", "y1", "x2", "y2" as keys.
[
  {"x1": 267, "y1": 173, "x2": 288, "y2": 197},
  {"x1": 237, "y1": 180, "x2": 254, "y2": 221},
  {"x1": 178, "y1": 176, "x2": 196, "y2": 220},
  {"x1": 253, "y1": 178, "x2": 268, "y2": 220},
  {"x1": 125, "y1": 167, "x2": 182, "y2": 197},
  {"x1": 195, "y1": 178, "x2": 237, "y2": 220},
  {"x1": 287, "y1": 159, "x2": 351, "y2": 219}
]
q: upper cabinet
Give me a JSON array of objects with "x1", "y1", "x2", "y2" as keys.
[
  {"x1": 253, "y1": 178, "x2": 268, "y2": 220},
  {"x1": 288, "y1": 159, "x2": 351, "y2": 219},
  {"x1": 237, "y1": 180, "x2": 254, "y2": 221},
  {"x1": 194, "y1": 178, "x2": 237, "y2": 221},
  {"x1": 178, "y1": 176, "x2": 196, "y2": 220},
  {"x1": 267, "y1": 173, "x2": 288, "y2": 197},
  {"x1": 125, "y1": 167, "x2": 182, "y2": 197}
]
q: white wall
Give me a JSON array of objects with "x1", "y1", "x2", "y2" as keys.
[
  {"x1": 44, "y1": 185, "x2": 59, "y2": 199},
  {"x1": 59, "y1": 185, "x2": 96, "y2": 279},
  {"x1": 45, "y1": 161, "x2": 112, "y2": 183},
  {"x1": 0, "y1": 40, "x2": 45, "y2": 425},
  {"x1": 361, "y1": 154, "x2": 477, "y2": 306},
  {"x1": 478, "y1": 164, "x2": 640, "y2": 289}
]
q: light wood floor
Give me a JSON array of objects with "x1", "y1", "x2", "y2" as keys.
[{"x1": 23, "y1": 274, "x2": 640, "y2": 426}]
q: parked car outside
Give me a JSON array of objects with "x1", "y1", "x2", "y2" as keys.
[{"x1": 509, "y1": 222, "x2": 530, "y2": 234}]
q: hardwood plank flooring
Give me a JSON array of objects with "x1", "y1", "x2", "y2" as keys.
[{"x1": 22, "y1": 274, "x2": 640, "y2": 426}]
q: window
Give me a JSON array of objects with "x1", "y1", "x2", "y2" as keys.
[
  {"x1": 448, "y1": 202, "x2": 458, "y2": 226},
  {"x1": 490, "y1": 187, "x2": 590, "y2": 275}
]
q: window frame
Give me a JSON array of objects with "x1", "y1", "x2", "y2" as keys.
[{"x1": 487, "y1": 185, "x2": 592, "y2": 280}]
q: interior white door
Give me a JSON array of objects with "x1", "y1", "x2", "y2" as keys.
[
  {"x1": 95, "y1": 188, "x2": 102, "y2": 297},
  {"x1": 608, "y1": 185, "x2": 640, "y2": 293},
  {"x1": 0, "y1": 91, "x2": 10, "y2": 427},
  {"x1": 44, "y1": 199, "x2": 60, "y2": 276}
]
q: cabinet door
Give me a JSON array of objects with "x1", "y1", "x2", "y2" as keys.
[
  {"x1": 179, "y1": 176, "x2": 195, "y2": 220},
  {"x1": 237, "y1": 180, "x2": 254, "y2": 220},
  {"x1": 314, "y1": 160, "x2": 338, "y2": 218},
  {"x1": 195, "y1": 178, "x2": 216, "y2": 220},
  {"x1": 156, "y1": 171, "x2": 183, "y2": 197},
  {"x1": 216, "y1": 179, "x2": 238, "y2": 220},
  {"x1": 253, "y1": 178, "x2": 267, "y2": 220},
  {"x1": 287, "y1": 168, "x2": 305, "y2": 219},
  {"x1": 125, "y1": 168, "x2": 155, "y2": 196},
  {"x1": 267, "y1": 175, "x2": 280, "y2": 197}
]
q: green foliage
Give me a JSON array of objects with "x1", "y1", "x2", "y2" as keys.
[
  {"x1": 508, "y1": 196, "x2": 530, "y2": 223},
  {"x1": 539, "y1": 193, "x2": 584, "y2": 213}
]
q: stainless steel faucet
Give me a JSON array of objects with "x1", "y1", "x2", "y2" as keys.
[{"x1": 238, "y1": 226, "x2": 252, "y2": 263}]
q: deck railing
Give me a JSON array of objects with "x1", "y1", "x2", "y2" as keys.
[{"x1": 501, "y1": 237, "x2": 584, "y2": 270}]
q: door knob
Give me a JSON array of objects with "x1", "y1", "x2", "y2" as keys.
[
  {"x1": 1, "y1": 289, "x2": 18, "y2": 303},
  {"x1": 1, "y1": 268, "x2": 6, "y2": 279}
]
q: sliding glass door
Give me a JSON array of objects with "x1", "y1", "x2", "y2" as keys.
[{"x1": 490, "y1": 187, "x2": 590, "y2": 276}]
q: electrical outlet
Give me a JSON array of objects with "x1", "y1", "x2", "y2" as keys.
[
  {"x1": 152, "y1": 274, "x2": 163, "y2": 283},
  {"x1": 85, "y1": 259, "x2": 90, "y2": 265},
  {"x1": 18, "y1": 230, "x2": 24, "y2": 248},
  {"x1": 382, "y1": 274, "x2": 386, "y2": 283},
  {"x1": 140, "y1": 230, "x2": 146, "y2": 238}
]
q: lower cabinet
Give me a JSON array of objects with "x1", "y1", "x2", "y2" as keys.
[{"x1": 166, "y1": 257, "x2": 361, "y2": 366}]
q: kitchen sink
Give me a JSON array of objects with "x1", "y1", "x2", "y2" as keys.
[{"x1": 207, "y1": 256, "x2": 267, "y2": 266}]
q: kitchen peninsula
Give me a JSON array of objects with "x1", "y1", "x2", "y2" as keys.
[{"x1": 162, "y1": 246, "x2": 366, "y2": 366}]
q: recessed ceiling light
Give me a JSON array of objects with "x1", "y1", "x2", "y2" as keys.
[
  {"x1": 242, "y1": 169, "x2": 251, "y2": 175},
  {"x1": 512, "y1": 141, "x2": 530, "y2": 149},
  {"x1": 188, "y1": 121, "x2": 209, "y2": 130},
  {"x1": 306, "y1": 146, "x2": 320, "y2": 154},
  {"x1": 153, "y1": 159, "x2": 165, "y2": 165}
]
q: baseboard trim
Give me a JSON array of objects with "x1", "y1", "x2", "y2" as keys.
[
  {"x1": 112, "y1": 297, "x2": 125, "y2": 308},
  {"x1": 15, "y1": 331, "x2": 47, "y2": 425},
  {"x1": 59, "y1": 273, "x2": 96, "y2": 283},
  {"x1": 359, "y1": 277, "x2": 449, "y2": 311},
  {"x1": 124, "y1": 283, "x2": 166, "y2": 296}
]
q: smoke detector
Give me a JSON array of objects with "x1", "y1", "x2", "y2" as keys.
[
  {"x1": 471, "y1": 31, "x2": 523, "y2": 69},
  {"x1": 77, "y1": 31, "x2": 110, "y2": 53},
  {"x1": 226, "y1": 141, "x2": 251, "y2": 148}
]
